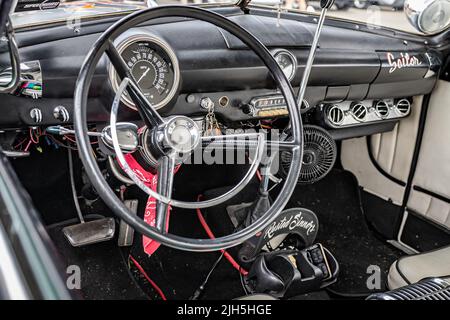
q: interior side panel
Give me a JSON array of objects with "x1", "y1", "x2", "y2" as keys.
[
  {"x1": 370, "y1": 98, "x2": 422, "y2": 183},
  {"x1": 341, "y1": 96, "x2": 423, "y2": 205},
  {"x1": 407, "y1": 81, "x2": 450, "y2": 229}
]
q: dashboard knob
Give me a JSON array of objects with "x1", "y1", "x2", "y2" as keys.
[
  {"x1": 200, "y1": 97, "x2": 214, "y2": 110},
  {"x1": 29, "y1": 108, "x2": 43, "y2": 123},
  {"x1": 240, "y1": 104, "x2": 253, "y2": 115},
  {"x1": 53, "y1": 106, "x2": 70, "y2": 122}
]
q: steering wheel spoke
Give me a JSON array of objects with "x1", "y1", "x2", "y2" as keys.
[
  {"x1": 106, "y1": 41, "x2": 164, "y2": 128},
  {"x1": 155, "y1": 155, "x2": 176, "y2": 233},
  {"x1": 201, "y1": 132, "x2": 296, "y2": 152}
]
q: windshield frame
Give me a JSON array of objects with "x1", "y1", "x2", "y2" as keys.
[{"x1": 10, "y1": 0, "x2": 447, "y2": 40}]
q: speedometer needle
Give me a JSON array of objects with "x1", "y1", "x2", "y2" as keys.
[{"x1": 136, "y1": 67, "x2": 150, "y2": 84}]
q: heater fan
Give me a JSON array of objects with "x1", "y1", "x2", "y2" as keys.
[{"x1": 280, "y1": 125, "x2": 337, "y2": 184}]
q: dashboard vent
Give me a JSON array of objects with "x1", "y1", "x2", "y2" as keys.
[
  {"x1": 327, "y1": 105, "x2": 344, "y2": 126},
  {"x1": 375, "y1": 101, "x2": 390, "y2": 119},
  {"x1": 351, "y1": 103, "x2": 368, "y2": 122},
  {"x1": 280, "y1": 125, "x2": 337, "y2": 184},
  {"x1": 396, "y1": 99, "x2": 411, "y2": 115}
]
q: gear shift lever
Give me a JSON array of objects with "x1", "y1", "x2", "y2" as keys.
[
  {"x1": 296, "y1": 0, "x2": 335, "y2": 108},
  {"x1": 236, "y1": 1, "x2": 336, "y2": 261}
]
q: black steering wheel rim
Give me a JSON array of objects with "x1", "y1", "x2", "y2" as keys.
[{"x1": 74, "y1": 5, "x2": 303, "y2": 252}]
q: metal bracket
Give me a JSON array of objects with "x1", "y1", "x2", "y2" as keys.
[{"x1": 236, "y1": 0, "x2": 252, "y2": 14}]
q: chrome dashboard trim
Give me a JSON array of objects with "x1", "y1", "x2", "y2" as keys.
[
  {"x1": 0, "y1": 60, "x2": 42, "y2": 98},
  {"x1": 324, "y1": 98, "x2": 411, "y2": 129}
]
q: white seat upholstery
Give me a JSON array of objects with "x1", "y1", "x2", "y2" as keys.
[{"x1": 388, "y1": 245, "x2": 450, "y2": 290}]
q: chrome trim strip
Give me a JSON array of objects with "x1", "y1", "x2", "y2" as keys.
[{"x1": 0, "y1": 223, "x2": 30, "y2": 300}]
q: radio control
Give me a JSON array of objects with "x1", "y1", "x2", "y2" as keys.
[{"x1": 249, "y1": 95, "x2": 289, "y2": 118}]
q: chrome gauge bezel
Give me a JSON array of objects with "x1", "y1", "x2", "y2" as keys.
[
  {"x1": 108, "y1": 34, "x2": 181, "y2": 111},
  {"x1": 272, "y1": 49, "x2": 298, "y2": 82}
]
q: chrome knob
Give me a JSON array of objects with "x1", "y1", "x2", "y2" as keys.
[
  {"x1": 200, "y1": 97, "x2": 214, "y2": 110},
  {"x1": 53, "y1": 106, "x2": 70, "y2": 122},
  {"x1": 30, "y1": 108, "x2": 43, "y2": 123}
]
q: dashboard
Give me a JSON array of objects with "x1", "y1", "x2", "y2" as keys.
[{"x1": 0, "y1": 5, "x2": 442, "y2": 140}]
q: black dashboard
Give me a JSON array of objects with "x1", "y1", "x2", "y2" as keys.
[{"x1": 0, "y1": 5, "x2": 442, "y2": 138}]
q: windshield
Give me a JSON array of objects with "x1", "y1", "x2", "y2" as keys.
[
  {"x1": 267, "y1": 0, "x2": 419, "y2": 34},
  {"x1": 9, "y1": 0, "x2": 427, "y2": 35}
]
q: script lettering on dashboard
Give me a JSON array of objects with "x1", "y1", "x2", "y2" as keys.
[{"x1": 387, "y1": 52, "x2": 422, "y2": 74}]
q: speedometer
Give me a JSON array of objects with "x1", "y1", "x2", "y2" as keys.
[{"x1": 109, "y1": 35, "x2": 180, "y2": 110}]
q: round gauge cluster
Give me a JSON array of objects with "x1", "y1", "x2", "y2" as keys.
[
  {"x1": 273, "y1": 49, "x2": 297, "y2": 82},
  {"x1": 109, "y1": 35, "x2": 180, "y2": 110}
]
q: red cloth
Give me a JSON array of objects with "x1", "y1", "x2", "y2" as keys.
[{"x1": 123, "y1": 154, "x2": 176, "y2": 256}]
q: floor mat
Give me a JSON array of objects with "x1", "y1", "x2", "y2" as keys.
[
  {"x1": 44, "y1": 164, "x2": 258, "y2": 301},
  {"x1": 279, "y1": 169, "x2": 402, "y2": 295},
  {"x1": 126, "y1": 165, "x2": 260, "y2": 300},
  {"x1": 129, "y1": 212, "x2": 247, "y2": 300}
]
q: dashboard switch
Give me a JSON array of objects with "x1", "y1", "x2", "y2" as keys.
[
  {"x1": 30, "y1": 108, "x2": 43, "y2": 123},
  {"x1": 53, "y1": 106, "x2": 70, "y2": 122}
]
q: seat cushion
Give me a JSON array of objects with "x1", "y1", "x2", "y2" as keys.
[{"x1": 388, "y1": 245, "x2": 450, "y2": 290}]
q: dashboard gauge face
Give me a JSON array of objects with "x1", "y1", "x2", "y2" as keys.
[
  {"x1": 273, "y1": 49, "x2": 297, "y2": 81},
  {"x1": 110, "y1": 35, "x2": 180, "y2": 110}
]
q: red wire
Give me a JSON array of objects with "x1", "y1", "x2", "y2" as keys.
[
  {"x1": 256, "y1": 169, "x2": 262, "y2": 181},
  {"x1": 29, "y1": 128, "x2": 39, "y2": 144},
  {"x1": 64, "y1": 135, "x2": 77, "y2": 143},
  {"x1": 129, "y1": 255, "x2": 167, "y2": 301},
  {"x1": 14, "y1": 138, "x2": 28, "y2": 149},
  {"x1": 24, "y1": 140, "x2": 33, "y2": 152},
  {"x1": 196, "y1": 196, "x2": 248, "y2": 276}
]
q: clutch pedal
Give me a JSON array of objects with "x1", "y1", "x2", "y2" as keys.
[{"x1": 63, "y1": 149, "x2": 115, "y2": 247}]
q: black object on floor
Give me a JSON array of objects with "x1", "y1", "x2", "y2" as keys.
[
  {"x1": 277, "y1": 169, "x2": 402, "y2": 295},
  {"x1": 47, "y1": 216, "x2": 148, "y2": 300}
]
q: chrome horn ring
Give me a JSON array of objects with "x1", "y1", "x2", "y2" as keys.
[{"x1": 110, "y1": 77, "x2": 267, "y2": 210}]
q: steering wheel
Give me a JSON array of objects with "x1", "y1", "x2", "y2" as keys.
[{"x1": 74, "y1": 6, "x2": 303, "y2": 252}]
